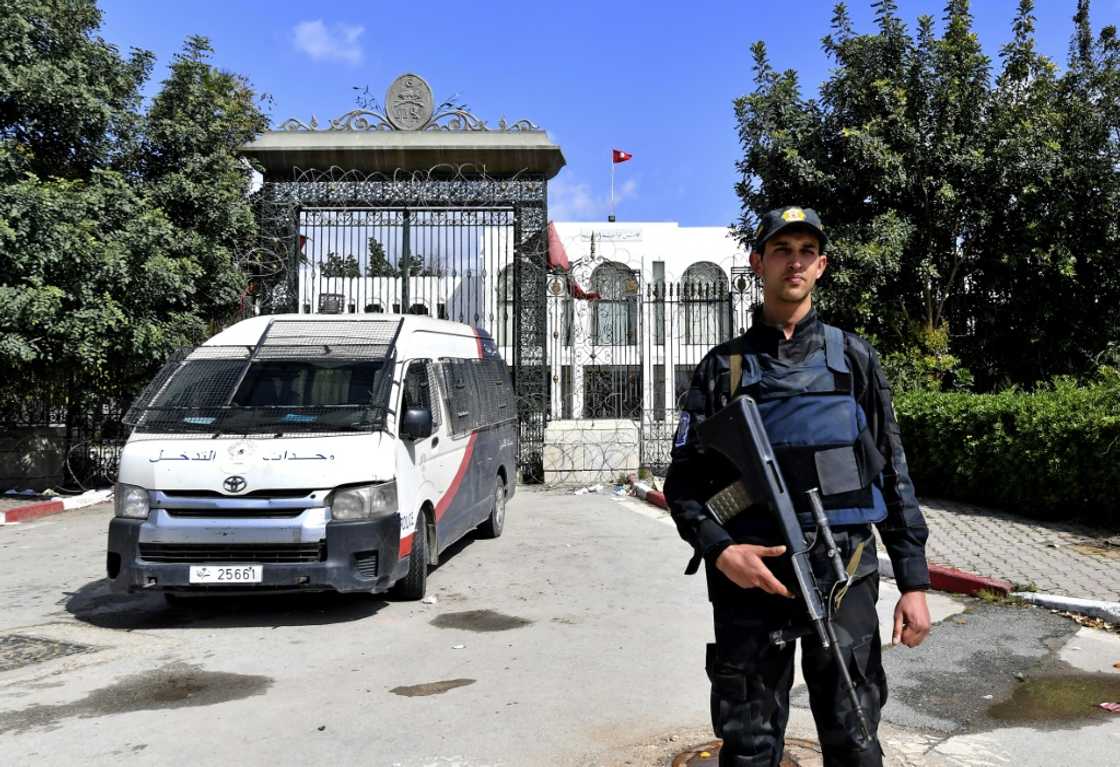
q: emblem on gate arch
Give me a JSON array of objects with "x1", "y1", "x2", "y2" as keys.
[
  {"x1": 223, "y1": 475, "x2": 247, "y2": 493},
  {"x1": 385, "y1": 74, "x2": 434, "y2": 131}
]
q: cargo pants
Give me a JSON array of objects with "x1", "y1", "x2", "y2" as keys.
[{"x1": 706, "y1": 572, "x2": 886, "y2": 767}]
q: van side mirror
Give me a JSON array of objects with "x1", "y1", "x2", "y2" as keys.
[{"x1": 400, "y1": 406, "x2": 433, "y2": 440}]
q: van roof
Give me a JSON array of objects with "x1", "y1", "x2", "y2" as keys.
[{"x1": 204, "y1": 313, "x2": 483, "y2": 347}]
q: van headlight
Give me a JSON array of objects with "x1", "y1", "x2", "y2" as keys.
[
  {"x1": 329, "y1": 481, "x2": 397, "y2": 521},
  {"x1": 114, "y1": 483, "x2": 150, "y2": 519}
]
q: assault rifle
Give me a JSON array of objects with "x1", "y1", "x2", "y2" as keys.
[{"x1": 696, "y1": 395, "x2": 873, "y2": 746}]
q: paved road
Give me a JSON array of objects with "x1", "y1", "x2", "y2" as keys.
[{"x1": 1, "y1": 490, "x2": 1117, "y2": 766}]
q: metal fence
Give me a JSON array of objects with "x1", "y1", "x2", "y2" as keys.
[
  {"x1": 0, "y1": 384, "x2": 127, "y2": 492},
  {"x1": 546, "y1": 274, "x2": 760, "y2": 474}
]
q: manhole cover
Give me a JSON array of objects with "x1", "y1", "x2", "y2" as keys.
[
  {"x1": 0, "y1": 634, "x2": 97, "y2": 673},
  {"x1": 672, "y1": 738, "x2": 821, "y2": 766}
]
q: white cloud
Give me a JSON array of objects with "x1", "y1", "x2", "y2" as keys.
[
  {"x1": 549, "y1": 175, "x2": 639, "y2": 222},
  {"x1": 292, "y1": 20, "x2": 364, "y2": 65}
]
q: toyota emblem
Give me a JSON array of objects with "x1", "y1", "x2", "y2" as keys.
[{"x1": 223, "y1": 475, "x2": 247, "y2": 493}]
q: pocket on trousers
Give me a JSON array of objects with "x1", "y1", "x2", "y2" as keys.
[
  {"x1": 706, "y1": 642, "x2": 751, "y2": 739},
  {"x1": 847, "y1": 634, "x2": 887, "y2": 707},
  {"x1": 706, "y1": 643, "x2": 749, "y2": 701}
]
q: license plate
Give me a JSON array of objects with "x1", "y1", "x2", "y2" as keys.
[{"x1": 188, "y1": 565, "x2": 262, "y2": 584}]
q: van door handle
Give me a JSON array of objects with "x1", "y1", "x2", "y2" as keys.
[{"x1": 431, "y1": 437, "x2": 439, "y2": 447}]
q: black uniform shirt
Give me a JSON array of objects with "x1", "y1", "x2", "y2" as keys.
[{"x1": 663, "y1": 307, "x2": 931, "y2": 598}]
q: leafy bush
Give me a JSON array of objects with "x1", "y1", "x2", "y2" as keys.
[
  {"x1": 881, "y1": 323, "x2": 974, "y2": 393},
  {"x1": 895, "y1": 369, "x2": 1120, "y2": 529}
]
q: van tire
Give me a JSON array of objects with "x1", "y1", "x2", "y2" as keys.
[
  {"x1": 390, "y1": 514, "x2": 428, "y2": 601},
  {"x1": 478, "y1": 475, "x2": 506, "y2": 539}
]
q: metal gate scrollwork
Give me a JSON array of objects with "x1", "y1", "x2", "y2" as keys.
[{"x1": 246, "y1": 164, "x2": 549, "y2": 482}]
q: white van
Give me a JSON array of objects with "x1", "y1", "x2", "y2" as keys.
[{"x1": 106, "y1": 314, "x2": 518, "y2": 600}]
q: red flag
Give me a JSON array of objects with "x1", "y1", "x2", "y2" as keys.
[
  {"x1": 546, "y1": 222, "x2": 570, "y2": 271},
  {"x1": 612, "y1": 149, "x2": 633, "y2": 164},
  {"x1": 568, "y1": 277, "x2": 600, "y2": 301}
]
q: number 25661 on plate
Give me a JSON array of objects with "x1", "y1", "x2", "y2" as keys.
[{"x1": 189, "y1": 565, "x2": 262, "y2": 584}]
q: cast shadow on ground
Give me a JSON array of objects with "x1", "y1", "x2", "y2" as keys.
[
  {"x1": 63, "y1": 579, "x2": 389, "y2": 631},
  {"x1": 62, "y1": 529, "x2": 487, "y2": 631}
]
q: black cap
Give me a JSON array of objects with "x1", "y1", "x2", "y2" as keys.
[{"x1": 753, "y1": 206, "x2": 827, "y2": 251}]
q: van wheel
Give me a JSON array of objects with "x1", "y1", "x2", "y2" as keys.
[
  {"x1": 390, "y1": 514, "x2": 428, "y2": 601},
  {"x1": 478, "y1": 476, "x2": 506, "y2": 539}
]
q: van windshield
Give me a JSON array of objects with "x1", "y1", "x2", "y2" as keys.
[
  {"x1": 132, "y1": 357, "x2": 389, "y2": 435},
  {"x1": 124, "y1": 317, "x2": 401, "y2": 436}
]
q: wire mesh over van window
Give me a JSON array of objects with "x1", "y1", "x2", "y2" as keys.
[
  {"x1": 436, "y1": 357, "x2": 514, "y2": 437},
  {"x1": 233, "y1": 360, "x2": 381, "y2": 407},
  {"x1": 400, "y1": 361, "x2": 440, "y2": 432},
  {"x1": 426, "y1": 363, "x2": 442, "y2": 430},
  {"x1": 437, "y1": 358, "x2": 475, "y2": 436},
  {"x1": 124, "y1": 317, "x2": 400, "y2": 436},
  {"x1": 149, "y1": 359, "x2": 247, "y2": 410}
]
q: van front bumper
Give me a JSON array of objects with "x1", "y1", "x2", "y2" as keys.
[{"x1": 106, "y1": 510, "x2": 405, "y2": 595}]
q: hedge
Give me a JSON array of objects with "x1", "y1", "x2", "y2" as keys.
[{"x1": 894, "y1": 369, "x2": 1120, "y2": 529}]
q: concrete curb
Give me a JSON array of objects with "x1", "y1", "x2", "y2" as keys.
[
  {"x1": 877, "y1": 554, "x2": 1013, "y2": 596},
  {"x1": 0, "y1": 499, "x2": 64, "y2": 524},
  {"x1": 1011, "y1": 592, "x2": 1120, "y2": 625},
  {"x1": 928, "y1": 563, "x2": 1013, "y2": 596},
  {"x1": 876, "y1": 553, "x2": 1120, "y2": 625},
  {"x1": 0, "y1": 488, "x2": 112, "y2": 525},
  {"x1": 629, "y1": 480, "x2": 668, "y2": 510}
]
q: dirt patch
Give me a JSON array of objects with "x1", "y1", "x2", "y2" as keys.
[
  {"x1": 671, "y1": 738, "x2": 818, "y2": 766},
  {"x1": 0, "y1": 662, "x2": 272, "y2": 735},
  {"x1": 430, "y1": 609, "x2": 532, "y2": 632},
  {"x1": 1068, "y1": 543, "x2": 1120, "y2": 560},
  {"x1": 389, "y1": 678, "x2": 476, "y2": 697}
]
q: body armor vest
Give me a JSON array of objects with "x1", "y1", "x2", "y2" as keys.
[{"x1": 734, "y1": 324, "x2": 887, "y2": 529}]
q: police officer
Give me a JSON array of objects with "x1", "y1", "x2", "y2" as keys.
[{"x1": 664, "y1": 206, "x2": 931, "y2": 767}]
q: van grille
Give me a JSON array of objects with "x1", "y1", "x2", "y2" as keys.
[
  {"x1": 138, "y1": 542, "x2": 325, "y2": 564},
  {"x1": 165, "y1": 509, "x2": 305, "y2": 519},
  {"x1": 161, "y1": 489, "x2": 318, "y2": 499}
]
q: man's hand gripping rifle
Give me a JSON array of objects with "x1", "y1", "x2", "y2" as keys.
[{"x1": 696, "y1": 396, "x2": 874, "y2": 746}]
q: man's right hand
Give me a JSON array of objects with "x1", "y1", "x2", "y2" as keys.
[{"x1": 715, "y1": 544, "x2": 793, "y2": 597}]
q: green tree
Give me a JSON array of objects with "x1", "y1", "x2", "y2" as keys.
[
  {"x1": 733, "y1": 0, "x2": 1120, "y2": 390},
  {"x1": 0, "y1": 0, "x2": 152, "y2": 180},
  {"x1": 0, "y1": 3, "x2": 267, "y2": 431},
  {"x1": 138, "y1": 35, "x2": 267, "y2": 328},
  {"x1": 366, "y1": 237, "x2": 398, "y2": 276},
  {"x1": 321, "y1": 252, "x2": 362, "y2": 278}
]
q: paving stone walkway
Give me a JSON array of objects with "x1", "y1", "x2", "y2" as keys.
[{"x1": 919, "y1": 498, "x2": 1120, "y2": 602}]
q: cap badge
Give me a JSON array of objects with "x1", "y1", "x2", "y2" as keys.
[{"x1": 781, "y1": 208, "x2": 807, "y2": 222}]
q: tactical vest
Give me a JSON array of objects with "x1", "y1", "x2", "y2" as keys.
[{"x1": 731, "y1": 324, "x2": 887, "y2": 529}]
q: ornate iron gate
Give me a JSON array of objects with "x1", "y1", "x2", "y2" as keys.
[
  {"x1": 247, "y1": 167, "x2": 550, "y2": 481},
  {"x1": 236, "y1": 74, "x2": 563, "y2": 482}
]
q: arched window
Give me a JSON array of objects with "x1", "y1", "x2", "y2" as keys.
[
  {"x1": 591, "y1": 262, "x2": 638, "y2": 346},
  {"x1": 682, "y1": 262, "x2": 729, "y2": 345},
  {"x1": 496, "y1": 266, "x2": 515, "y2": 346}
]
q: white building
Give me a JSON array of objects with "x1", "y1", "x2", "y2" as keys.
[{"x1": 544, "y1": 221, "x2": 757, "y2": 423}]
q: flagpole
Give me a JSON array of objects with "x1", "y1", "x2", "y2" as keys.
[{"x1": 609, "y1": 151, "x2": 616, "y2": 222}]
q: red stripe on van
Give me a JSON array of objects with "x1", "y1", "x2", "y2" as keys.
[
  {"x1": 399, "y1": 533, "x2": 413, "y2": 558},
  {"x1": 434, "y1": 432, "x2": 478, "y2": 523}
]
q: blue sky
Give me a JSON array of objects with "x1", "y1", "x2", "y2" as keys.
[{"x1": 98, "y1": 0, "x2": 1118, "y2": 227}]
